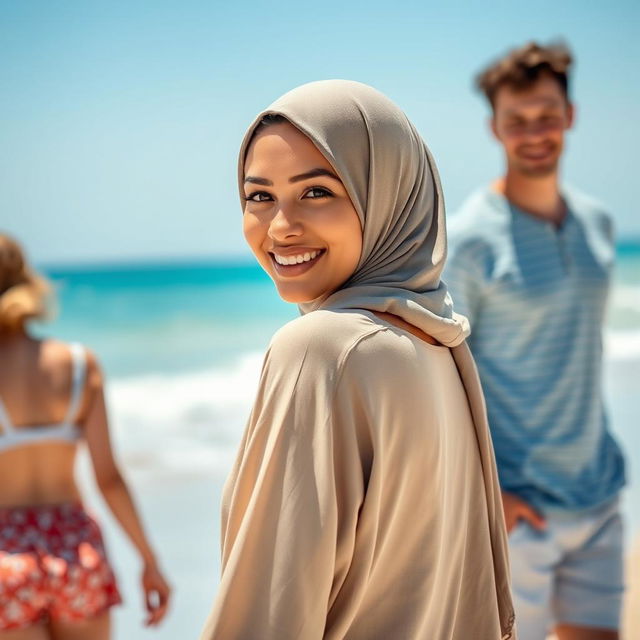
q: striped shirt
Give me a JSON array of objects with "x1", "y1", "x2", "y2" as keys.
[{"x1": 444, "y1": 187, "x2": 626, "y2": 511}]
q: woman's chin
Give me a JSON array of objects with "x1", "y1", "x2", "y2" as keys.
[
  {"x1": 275, "y1": 283, "x2": 326, "y2": 305},
  {"x1": 276, "y1": 290, "x2": 318, "y2": 305}
]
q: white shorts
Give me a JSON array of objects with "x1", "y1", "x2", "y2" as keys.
[{"x1": 509, "y1": 497, "x2": 624, "y2": 640}]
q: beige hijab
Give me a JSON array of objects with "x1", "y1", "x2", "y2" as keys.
[
  {"x1": 238, "y1": 80, "x2": 514, "y2": 638},
  {"x1": 238, "y1": 79, "x2": 468, "y2": 347}
]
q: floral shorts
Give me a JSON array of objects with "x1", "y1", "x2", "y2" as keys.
[{"x1": 0, "y1": 502, "x2": 122, "y2": 631}]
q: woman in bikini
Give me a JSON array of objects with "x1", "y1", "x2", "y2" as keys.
[
  {"x1": 200, "y1": 80, "x2": 515, "y2": 639},
  {"x1": 0, "y1": 234, "x2": 171, "y2": 640}
]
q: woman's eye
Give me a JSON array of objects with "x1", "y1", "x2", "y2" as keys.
[
  {"x1": 304, "y1": 187, "x2": 332, "y2": 199},
  {"x1": 246, "y1": 191, "x2": 272, "y2": 202}
]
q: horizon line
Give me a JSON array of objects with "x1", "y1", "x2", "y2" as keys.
[{"x1": 40, "y1": 238, "x2": 640, "y2": 272}]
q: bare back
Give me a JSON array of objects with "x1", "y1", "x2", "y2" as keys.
[{"x1": 0, "y1": 334, "x2": 87, "y2": 507}]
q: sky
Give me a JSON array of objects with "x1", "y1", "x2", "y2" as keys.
[{"x1": 1, "y1": 0, "x2": 638, "y2": 265}]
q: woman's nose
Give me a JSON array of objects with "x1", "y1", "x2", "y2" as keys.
[{"x1": 268, "y1": 203, "x2": 304, "y2": 241}]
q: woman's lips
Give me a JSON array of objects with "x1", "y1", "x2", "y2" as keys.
[{"x1": 269, "y1": 249, "x2": 326, "y2": 277}]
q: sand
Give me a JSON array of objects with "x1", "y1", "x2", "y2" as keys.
[
  {"x1": 79, "y1": 461, "x2": 224, "y2": 640},
  {"x1": 623, "y1": 535, "x2": 640, "y2": 640}
]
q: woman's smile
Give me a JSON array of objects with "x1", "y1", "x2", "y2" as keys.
[{"x1": 269, "y1": 247, "x2": 326, "y2": 276}]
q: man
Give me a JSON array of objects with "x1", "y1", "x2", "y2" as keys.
[{"x1": 445, "y1": 42, "x2": 626, "y2": 640}]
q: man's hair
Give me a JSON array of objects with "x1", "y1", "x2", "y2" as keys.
[{"x1": 476, "y1": 41, "x2": 573, "y2": 109}]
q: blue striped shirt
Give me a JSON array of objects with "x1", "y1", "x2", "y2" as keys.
[{"x1": 444, "y1": 187, "x2": 626, "y2": 511}]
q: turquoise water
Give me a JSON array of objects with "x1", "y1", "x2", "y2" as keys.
[
  {"x1": 41, "y1": 260, "x2": 296, "y2": 377},
  {"x1": 39, "y1": 247, "x2": 640, "y2": 378}
]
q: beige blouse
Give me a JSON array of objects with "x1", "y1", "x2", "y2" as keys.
[{"x1": 201, "y1": 310, "x2": 513, "y2": 639}]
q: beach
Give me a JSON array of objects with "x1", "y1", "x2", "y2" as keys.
[
  {"x1": 624, "y1": 536, "x2": 640, "y2": 638},
  {"x1": 76, "y1": 460, "x2": 222, "y2": 639},
  {"x1": 40, "y1": 255, "x2": 639, "y2": 639}
]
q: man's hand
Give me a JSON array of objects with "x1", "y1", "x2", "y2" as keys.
[{"x1": 501, "y1": 491, "x2": 546, "y2": 533}]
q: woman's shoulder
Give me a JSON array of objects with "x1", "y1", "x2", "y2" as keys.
[
  {"x1": 342, "y1": 317, "x2": 452, "y2": 380},
  {"x1": 268, "y1": 310, "x2": 445, "y2": 375},
  {"x1": 39, "y1": 339, "x2": 101, "y2": 382},
  {"x1": 40, "y1": 338, "x2": 93, "y2": 361},
  {"x1": 267, "y1": 309, "x2": 387, "y2": 371}
]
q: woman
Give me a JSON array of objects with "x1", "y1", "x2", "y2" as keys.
[
  {"x1": 0, "y1": 234, "x2": 170, "y2": 640},
  {"x1": 201, "y1": 80, "x2": 514, "y2": 639}
]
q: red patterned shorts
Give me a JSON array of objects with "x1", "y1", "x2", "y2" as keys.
[{"x1": 0, "y1": 502, "x2": 122, "y2": 630}]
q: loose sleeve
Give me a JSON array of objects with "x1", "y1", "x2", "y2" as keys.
[{"x1": 200, "y1": 325, "x2": 368, "y2": 640}]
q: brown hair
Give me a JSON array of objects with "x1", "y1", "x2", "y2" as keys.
[
  {"x1": 243, "y1": 113, "x2": 290, "y2": 160},
  {"x1": 258, "y1": 113, "x2": 288, "y2": 128},
  {"x1": 0, "y1": 234, "x2": 52, "y2": 331},
  {"x1": 249, "y1": 113, "x2": 289, "y2": 141},
  {"x1": 476, "y1": 41, "x2": 573, "y2": 109}
]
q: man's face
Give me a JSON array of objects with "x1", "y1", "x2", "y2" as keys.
[{"x1": 491, "y1": 74, "x2": 574, "y2": 178}]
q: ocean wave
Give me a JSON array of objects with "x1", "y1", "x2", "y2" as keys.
[
  {"x1": 105, "y1": 352, "x2": 264, "y2": 473},
  {"x1": 104, "y1": 330, "x2": 640, "y2": 475},
  {"x1": 604, "y1": 329, "x2": 640, "y2": 361},
  {"x1": 610, "y1": 283, "x2": 640, "y2": 313}
]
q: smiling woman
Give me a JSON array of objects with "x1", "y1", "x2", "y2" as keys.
[
  {"x1": 242, "y1": 116, "x2": 362, "y2": 303},
  {"x1": 200, "y1": 80, "x2": 514, "y2": 640}
]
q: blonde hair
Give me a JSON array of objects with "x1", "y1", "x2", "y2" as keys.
[{"x1": 0, "y1": 234, "x2": 52, "y2": 331}]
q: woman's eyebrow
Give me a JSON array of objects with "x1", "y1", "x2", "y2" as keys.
[
  {"x1": 289, "y1": 168, "x2": 340, "y2": 183},
  {"x1": 244, "y1": 176, "x2": 272, "y2": 186},
  {"x1": 244, "y1": 167, "x2": 340, "y2": 186}
]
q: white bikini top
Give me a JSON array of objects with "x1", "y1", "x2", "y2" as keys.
[{"x1": 0, "y1": 343, "x2": 86, "y2": 453}]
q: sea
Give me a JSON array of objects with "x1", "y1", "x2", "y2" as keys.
[{"x1": 31, "y1": 246, "x2": 640, "y2": 639}]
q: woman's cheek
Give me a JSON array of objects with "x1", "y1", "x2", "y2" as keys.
[{"x1": 242, "y1": 213, "x2": 264, "y2": 254}]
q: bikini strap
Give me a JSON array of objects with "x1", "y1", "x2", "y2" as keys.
[
  {"x1": 63, "y1": 343, "x2": 87, "y2": 425},
  {"x1": 0, "y1": 398, "x2": 15, "y2": 435}
]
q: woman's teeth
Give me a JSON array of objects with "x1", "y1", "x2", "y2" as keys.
[{"x1": 273, "y1": 250, "x2": 321, "y2": 266}]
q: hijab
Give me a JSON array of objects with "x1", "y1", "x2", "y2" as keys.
[{"x1": 238, "y1": 79, "x2": 470, "y2": 347}]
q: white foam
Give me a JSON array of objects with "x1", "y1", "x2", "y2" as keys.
[
  {"x1": 610, "y1": 284, "x2": 640, "y2": 314},
  {"x1": 605, "y1": 282, "x2": 640, "y2": 360},
  {"x1": 105, "y1": 352, "x2": 264, "y2": 473},
  {"x1": 604, "y1": 329, "x2": 640, "y2": 361},
  {"x1": 103, "y1": 326, "x2": 640, "y2": 476}
]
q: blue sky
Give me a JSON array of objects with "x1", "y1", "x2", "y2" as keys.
[{"x1": 1, "y1": 0, "x2": 638, "y2": 265}]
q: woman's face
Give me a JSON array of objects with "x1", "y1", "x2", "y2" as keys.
[{"x1": 243, "y1": 121, "x2": 363, "y2": 304}]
